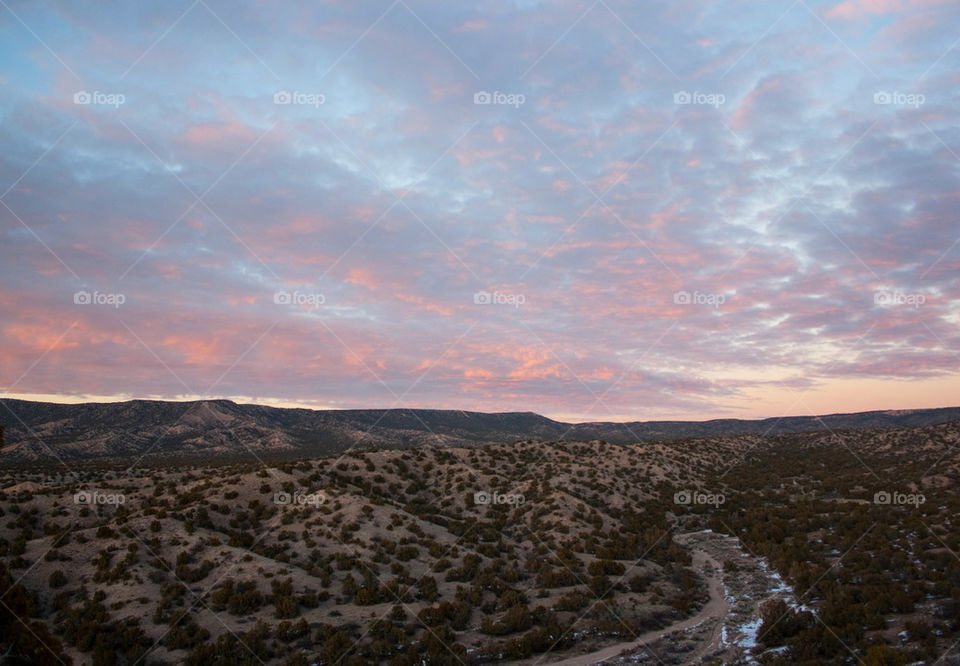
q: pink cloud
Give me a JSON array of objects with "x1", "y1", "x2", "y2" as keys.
[
  {"x1": 452, "y1": 18, "x2": 489, "y2": 33},
  {"x1": 429, "y1": 83, "x2": 465, "y2": 102},
  {"x1": 731, "y1": 76, "x2": 783, "y2": 129},
  {"x1": 825, "y1": 0, "x2": 951, "y2": 19},
  {"x1": 5, "y1": 324, "x2": 81, "y2": 352},
  {"x1": 180, "y1": 121, "x2": 255, "y2": 146},
  {"x1": 393, "y1": 292, "x2": 456, "y2": 316},
  {"x1": 178, "y1": 96, "x2": 258, "y2": 147},
  {"x1": 161, "y1": 335, "x2": 224, "y2": 365},
  {"x1": 344, "y1": 267, "x2": 383, "y2": 290}
]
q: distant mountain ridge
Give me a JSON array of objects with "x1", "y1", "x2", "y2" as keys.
[{"x1": 2, "y1": 398, "x2": 959, "y2": 464}]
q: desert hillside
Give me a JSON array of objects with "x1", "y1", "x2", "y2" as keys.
[{"x1": 1, "y1": 420, "x2": 958, "y2": 664}]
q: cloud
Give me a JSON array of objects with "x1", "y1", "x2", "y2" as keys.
[
  {"x1": 825, "y1": 0, "x2": 952, "y2": 20},
  {"x1": 0, "y1": 0, "x2": 958, "y2": 420}
]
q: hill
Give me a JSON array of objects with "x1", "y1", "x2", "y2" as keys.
[
  {"x1": 3, "y1": 397, "x2": 960, "y2": 464},
  {"x1": 0, "y1": 420, "x2": 958, "y2": 664}
]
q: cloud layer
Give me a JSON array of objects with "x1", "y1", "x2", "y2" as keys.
[{"x1": 1, "y1": 0, "x2": 958, "y2": 420}]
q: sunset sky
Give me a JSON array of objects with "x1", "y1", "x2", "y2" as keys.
[{"x1": 1, "y1": 0, "x2": 958, "y2": 422}]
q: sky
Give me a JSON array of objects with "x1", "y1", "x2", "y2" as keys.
[{"x1": 0, "y1": 0, "x2": 958, "y2": 422}]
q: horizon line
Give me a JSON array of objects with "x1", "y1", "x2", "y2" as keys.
[{"x1": 2, "y1": 392, "x2": 957, "y2": 426}]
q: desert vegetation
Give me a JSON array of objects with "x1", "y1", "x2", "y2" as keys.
[{"x1": 0, "y1": 420, "x2": 957, "y2": 664}]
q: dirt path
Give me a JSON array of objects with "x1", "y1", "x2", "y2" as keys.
[{"x1": 542, "y1": 543, "x2": 729, "y2": 666}]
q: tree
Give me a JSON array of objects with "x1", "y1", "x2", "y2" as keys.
[
  {"x1": 0, "y1": 562, "x2": 72, "y2": 664},
  {"x1": 417, "y1": 575, "x2": 439, "y2": 602},
  {"x1": 758, "y1": 598, "x2": 810, "y2": 647},
  {"x1": 48, "y1": 569, "x2": 68, "y2": 589}
]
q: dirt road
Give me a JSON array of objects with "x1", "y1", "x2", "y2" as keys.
[{"x1": 538, "y1": 529, "x2": 796, "y2": 665}]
